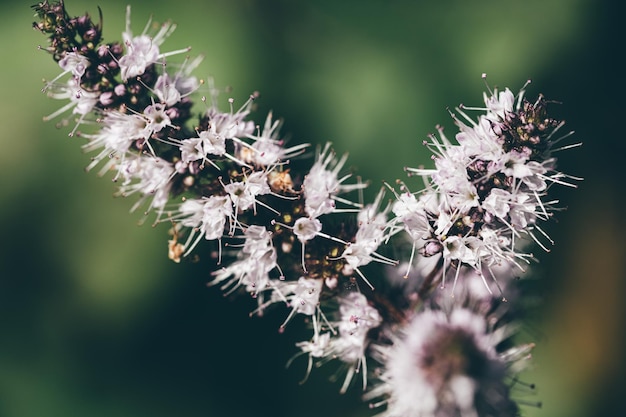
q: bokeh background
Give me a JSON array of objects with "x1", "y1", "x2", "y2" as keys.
[{"x1": 1, "y1": 0, "x2": 624, "y2": 416}]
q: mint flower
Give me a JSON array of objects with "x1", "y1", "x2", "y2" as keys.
[
  {"x1": 81, "y1": 111, "x2": 150, "y2": 175},
  {"x1": 326, "y1": 292, "x2": 382, "y2": 392},
  {"x1": 119, "y1": 6, "x2": 189, "y2": 81},
  {"x1": 176, "y1": 195, "x2": 233, "y2": 253},
  {"x1": 210, "y1": 225, "x2": 277, "y2": 297},
  {"x1": 303, "y1": 143, "x2": 365, "y2": 218},
  {"x1": 243, "y1": 113, "x2": 309, "y2": 168},
  {"x1": 117, "y1": 155, "x2": 174, "y2": 218},
  {"x1": 290, "y1": 291, "x2": 382, "y2": 393},
  {"x1": 365, "y1": 307, "x2": 528, "y2": 417},
  {"x1": 42, "y1": 78, "x2": 98, "y2": 134}
]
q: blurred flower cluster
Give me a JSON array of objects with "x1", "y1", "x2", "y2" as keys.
[{"x1": 33, "y1": 1, "x2": 579, "y2": 416}]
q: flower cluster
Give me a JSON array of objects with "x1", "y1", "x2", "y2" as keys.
[
  {"x1": 364, "y1": 307, "x2": 532, "y2": 417},
  {"x1": 34, "y1": 3, "x2": 578, "y2": 416},
  {"x1": 33, "y1": 0, "x2": 388, "y2": 348},
  {"x1": 386, "y1": 79, "x2": 578, "y2": 300}
]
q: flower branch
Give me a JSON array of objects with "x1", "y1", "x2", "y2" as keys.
[{"x1": 33, "y1": 2, "x2": 580, "y2": 416}]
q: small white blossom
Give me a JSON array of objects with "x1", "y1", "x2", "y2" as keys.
[
  {"x1": 292, "y1": 291, "x2": 382, "y2": 393},
  {"x1": 58, "y1": 52, "x2": 89, "y2": 81},
  {"x1": 42, "y1": 78, "x2": 98, "y2": 134},
  {"x1": 178, "y1": 195, "x2": 232, "y2": 242},
  {"x1": 297, "y1": 332, "x2": 331, "y2": 358},
  {"x1": 303, "y1": 143, "x2": 365, "y2": 218},
  {"x1": 341, "y1": 190, "x2": 396, "y2": 274},
  {"x1": 483, "y1": 87, "x2": 515, "y2": 121},
  {"x1": 117, "y1": 155, "x2": 174, "y2": 217},
  {"x1": 143, "y1": 102, "x2": 172, "y2": 134},
  {"x1": 262, "y1": 277, "x2": 325, "y2": 330},
  {"x1": 331, "y1": 292, "x2": 381, "y2": 392},
  {"x1": 205, "y1": 106, "x2": 256, "y2": 142},
  {"x1": 42, "y1": 52, "x2": 90, "y2": 95},
  {"x1": 179, "y1": 129, "x2": 226, "y2": 168},
  {"x1": 285, "y1": 277, "x2": 323, "y2": 316},
  {"x1": 152, "y1": 56, "x2": 202, "y2": 106},
  {"x1": 242, "y1": 112, "x2": 309, "y2": 167},
  {"x1": 119, "y1": 35, "x2": 159, "y2": 81},
  {"x1": 81, "y1": 111, "x2": 148, "y2": 174},
  {"x1": 223, "y1": 171, "x2": 271, "y2": 214},
  {"x1": 119, "y1": 6, "x2": 184, "y2": 80},
  {"x1": 154, "y1": 73, "x2": 182, "y2": 106},
  {"x1": 211, "y1": 245, "x2": 277, "y2": 296},
  {"x1": 293, "y1": 217, "x2": 322, "y2": 242},
  {"x1": 483, "y1": 188, "x2": 511, "y2": 219},
  {"x1": 334, "y1": 293, "x2": 381, "y2": 359}
]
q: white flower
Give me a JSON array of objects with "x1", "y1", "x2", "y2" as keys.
[
  {"x1": 293, "y1": 291, "x2": 382, "y2": 393},
  {"x1": 334, "y1": 293, "x2": 381, "y2": 360},
  {"x1": 152, "y1": 56, "x2": 202, "y2": 106},
  {"x1": 303, "y1": 143, "x2": 365, "y2": 218},
  {"x1": 58, "y1": 52, "x2": 89, "y2": 81},
  {"x1": 179, "y1": 130, "x2": 227, "y2": 171},
  {"x1": 341, "y1": 190, "x2": 395, "y2": 273},
  {"x1": 293, "y1": 217, "x2": 322, "y2": 242},
  {"x1": 154, "y1": 73, "x2": 182, "y2": 106},
  {"x1": 211, "y1": 248, "x2": 276, "y2": 295},
  {"x1": 119, "y1": 6, "x2": 181, "y2": 80},
  {"x1": 223, "y1": 171, "x2": 270, "y2": 213},
  {"x1": 391, "y1": 192, "x2": 421, "y2": 219},
  {"x1": 117, "y1": 155, "x2": 174, "y2": 216},
  {"x1": 143, "y1": 103, "x2": 171, "y2": 132},
  {"x1": 119, "y1": 35, "x2": 159, "y2": 81},
  {"x1": 242, "y1": 225, "x2": 273, "y2": 255},
  {"x1": 179, "y1": 195, "x2": 232, "y2": 240},
  {"x1": 286, "y1": 277, "x2": 323, "y2": 316},
  {"x1": 455, "y1": 116, "x2": 502, "y2": 159},
  {"x1": 355, "y1": 202, "x2": 387, "y2": 245},
  {"x1": 443, "y1": 236, "x2": 479, "y2": 266},
  {"x1": 206, "y1": 106, "x2": 256, "y2": 141},
  {"x1": 449, "y1": 180, "x2": 480, "y2": 212},
  {"x1": 331, "y1": 292, "x2": 381, "y2": 392},
  {"x1": 297, "y1": 332, "x2": 331, "y2": 358},
  {"x1": 261, "y1": 277, "x2": 325, "y2": 330},
  {"x1": 482, "y1": 188, "x2": 511, "y2": 219},
  {"x1": 242, "y1": 112, "x2": 309, "y2": 167},
  {"x1": 399, "y1": 210, "x2": 431, "y2": 242},
  {"x1": 483, "y1": 87, "x2": 515, "y2": 121},
  {"x1": 42, "y1": 78, "x2": 98, "y2": 134},
  {"x1": 390, "y1": 192, "x2": 433, "y2": 240},
  {"x1": 42, "y1": 52, "x2": 90, "y2": 95},
  {"x1": 520, "y1": 162, "x2": 549, "y2": 191},
  {"x1": 208, "y1": 225, "x2": 278, "y2": 298},
  {"x1": 508, "y1": 192, "x2": 537, "y2": 230},
  {"x1": 177, "y1": 104, "x2": 259, "y2": 171},
  {"x1": 365, "y1": 308, "x2": 522, "y2": 417},
  {"x1": 81, "y1": 111, "x2": 148, "y2": 174}
]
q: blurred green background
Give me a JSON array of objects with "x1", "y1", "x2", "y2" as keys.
[{"x1": 1, "y1": 0, "x2": 624, "y2": 416}]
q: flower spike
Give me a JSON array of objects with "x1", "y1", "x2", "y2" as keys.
[{"x1": 34, "y1": 3, "x2": 579, "y2": 414}]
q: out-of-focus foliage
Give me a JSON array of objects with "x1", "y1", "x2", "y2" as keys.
[{"x1": 0, "y1": 0, "x2": 623, "y2": 416}]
